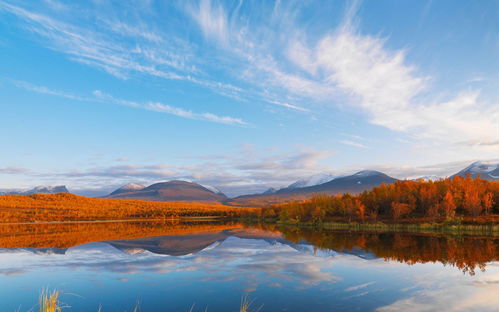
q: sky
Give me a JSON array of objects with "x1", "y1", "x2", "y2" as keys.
[{"x1": 1, "y1": 0, "x2": 499, "y2": 196}]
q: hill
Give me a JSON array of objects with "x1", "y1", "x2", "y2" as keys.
[{"x1": 106, "y1": 180, "x2": 227, "y2": 202}]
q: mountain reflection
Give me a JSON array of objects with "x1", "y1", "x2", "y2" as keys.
[{"x1": 0, "y1": 221, "x2": 497, "y2": 274}]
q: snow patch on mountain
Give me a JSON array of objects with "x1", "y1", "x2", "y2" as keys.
[
  {"x1": 286, "y1": 173, "x2": 337, "y2": 189},
  {"x1": 120, "y1": 183, "x2": 145, "y2": 191},
  {"x1": 0, "y1": 185, "x2": 69, "y2": 195},
  {"x1": 463, "y1": 161, "x2": 498, "y2": 173},
  {"x1": 353, "y1": 170, "x2": 383, "y2": 177},
  {"x1": 201, "y1": 184, "x2": 224, "y2": 195},
  {"x1": 455, "y1": 161, "x2": 499, "y2": 181},
  {"x1": 410, "y1": 175, "x2": 443, "y2": 181}
]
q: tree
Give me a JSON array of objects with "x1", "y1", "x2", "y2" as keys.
[
  {"x1": 483, "y1": 193, "x2": 494, "y2": 215},
  {"x1": 391, "y1": 202, "x2": 413, "y2": 222},
  {"x1": 463, "y1": 187, "x2": 483, "y2": 217},
  {"x1": 427, "y1": 203, "x2": 440, "y2": 222},
  {"x1": 355, "y1": 199, "x2": 366, "y2": 221},
  {"x1": 442, "y1": 191, "x2": 457, "y2": 219}
]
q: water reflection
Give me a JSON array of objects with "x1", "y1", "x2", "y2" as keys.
[{"x1": 0, "y1": 221, "x2": 497, "y2": 311}]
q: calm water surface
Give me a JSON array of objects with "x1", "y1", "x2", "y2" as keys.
[{"x1": 0, "y1": 221, "x2": 497, "y2": 311}]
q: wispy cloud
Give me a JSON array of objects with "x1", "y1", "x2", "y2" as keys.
[
  {"x1": 186, "y1": 0, "x2": 499, "y2": 151},
  {"x1": 9, "y1": 79, "x2": 90, "y2": 101},
  {"x1": 5, "y1": 79, "x2": 247, "y2": 126},
  {"x1": 93, "y1": 90, "x2": 248, "y2": 126},
  {"x1": 340, "y1": 140, "x2": 368, "y2": 149},
  {"x1": 0, "y1": 167, "x2": 29, "y2": 174},
  {"x1": 0, "y1": 1, "x2": 243, "y2": 100}
]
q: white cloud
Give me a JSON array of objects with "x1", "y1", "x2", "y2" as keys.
[
  {"x1": 93, "y1": 90, "x2": 247, "y2": 126},
  {"x1": 187, "y1": 0, "x2": 499, "y2": 152},
  {"x1": 5, "y1": 78, "x2": 247, "y2": 126},
  {"x1": 340, "y1": 140, "x2": 368, "y2": 149},
  {"x1": 0, "y1": 2, "x2": 242, "y2": 100}
]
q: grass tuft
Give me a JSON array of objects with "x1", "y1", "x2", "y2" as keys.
[{"x1": 38, "y1": 289, "x2": 62, "y2": 312}]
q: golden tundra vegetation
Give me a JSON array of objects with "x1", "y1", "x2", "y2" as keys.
[{"x1": 0, "y1": 193, "x2": 256, "y2": 223}]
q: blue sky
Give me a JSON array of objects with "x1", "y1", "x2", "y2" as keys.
[{"x1": 1, "y1": 0, "x2": 499, "y2": 196}]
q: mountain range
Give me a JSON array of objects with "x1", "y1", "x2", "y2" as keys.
[
  {"x1": 1, "y1": 161, "x2": 497, "y2": 205},
  {"x1": 227, "y1": 170, "x2": 397, "y2": 206},
  {"x1": 0, "y1": 185, "x2": 69, "y2": 196}
]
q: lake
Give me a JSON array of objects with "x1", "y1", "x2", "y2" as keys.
[{"x1": 0, "y1": 221, "x2": 498, "y2": 311}]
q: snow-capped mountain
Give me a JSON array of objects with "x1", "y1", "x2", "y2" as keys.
[
  {"x1": 109, "y1": 183, "x2": 145, "y2": 196},
  {"x1": 285, "y1": 173, "x2": 337, "y2": 190},
  {"x1": 201, "y1": 184, "x2": 225, "y2": 195},
  {"x1": 0, "y1": 185, "x2": 69, "y2": 195},
  {"x1": 410, "y1": 175, "x2": 442, "y2": 181},
  {"x1": 106, "y1": 180, "x2": 227, "y2": 202},
  {"x1": 453, "y1": 161, "x2": 499, "y2": 181},
  {"x1": 229, "y1": 170, "x2": 397, "y2": 206}
]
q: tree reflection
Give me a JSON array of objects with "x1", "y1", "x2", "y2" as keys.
[{"x1": 254, "y1": 224, "x2": 498, "y2": 275}]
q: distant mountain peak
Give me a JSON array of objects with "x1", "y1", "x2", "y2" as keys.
[
  {"x1": 200, "y1": 184, "x2": 224, "y2": 195},
  {"x1": 286, "y1": 173, "x2": 337, "y2": 190},
  {"x1": 0, "y1": 185, "x2": 69, "y2": 195},
  {"x1": 411, "y1": 175, "x2": 442, "y2": 181},
  {"x1": 454, "y1": 161, "x2": 499, "y2": 181},
  {"x1": 353, "y1": 170, "x2": 384, "y2": 177},
  {"x1": 109, "y1": 183, "x2": 145, "y2": 196},
  {"x1": 107, "y1": 180, "x2": 227, "y2": 202}
]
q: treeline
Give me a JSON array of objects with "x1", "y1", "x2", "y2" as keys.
[
  {"x1": 0, "y1": 193, "x2": 255, "y2": 223},
  {"x1": 260, "y1": 176, "x2": 499, "y2": 223}
]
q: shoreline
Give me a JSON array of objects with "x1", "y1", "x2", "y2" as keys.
[
  {"x1": 267, "y1": 220, "x2": 499, "y2": 236},
  {"x1": 0, "y1": 216, "x2": 224, "y2": 226},
  {"x1": 1, "y1": 217, "x2": 498, "y2": 236}
]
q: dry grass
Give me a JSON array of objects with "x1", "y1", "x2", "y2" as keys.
[
  {"x1": 38, "y1": 289, "x2": 63, "y2": 312},
  {"x1": 33, "y1": 290, "x2": 259, "y2": 312},
  {"x1": 0, "y1": 193, "x2": 257, "y2": 223}
]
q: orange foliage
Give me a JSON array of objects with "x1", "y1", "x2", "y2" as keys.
[
  {"x1": 263, "y1": 176, "x2": 499, "y2": 223},
  {"x1": 0, "y1": 193, "x2": 257, "y2": 223}
]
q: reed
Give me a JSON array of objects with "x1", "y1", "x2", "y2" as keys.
[
  {"x1": 38, "y1": 289, "x2": 62, "y2": 312},
  {"x1": 32, "y1": 290, "x2": 259, "y2": 311}
]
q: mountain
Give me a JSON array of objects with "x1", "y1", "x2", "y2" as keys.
[
  {"x1": 227, "y1": 170, "x2": 398, "y2": 206},
  {"x1": 452, "y1": 161, "x2": 499, "y2": 181},
  {"x1": 262, "y1": 187, "x2": 277, "y2": 194},
  {"x1": 411, "y1": 175, "x2": 442, "y2": 181},
  {"x1": 109, "y1": 183, "x2": 145, "y2": 196},
  {"x1": 0, "y1": 185, "x2": 69, "y2": 195},
  {"x1": 285, "y1": 173, "x2": 337, "y2": 190},
  {"x1": 201, "y1": 184, "x2": 225, "y2": 195},
  {"x1": 106, "y1": 180, "x2": 227, "y2": 202}
]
